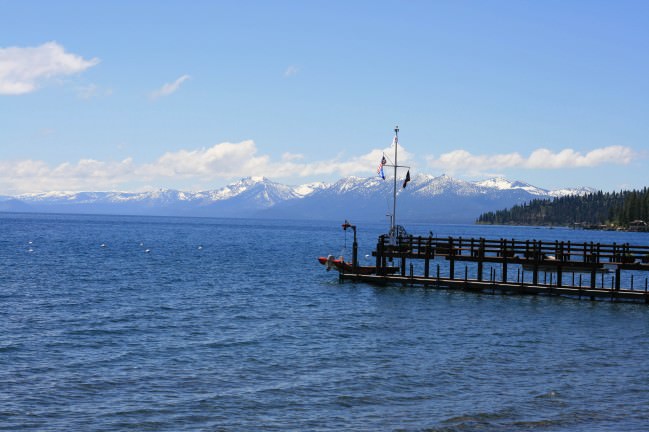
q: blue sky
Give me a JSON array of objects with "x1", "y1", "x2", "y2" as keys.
[{"x1": 1, "y1": 0, "x2": 647, "y2": 194}]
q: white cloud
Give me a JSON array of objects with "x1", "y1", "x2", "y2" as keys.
[
  {"x1": 0, "y1": 141, "x2": 635, "y2": 194},
  {"x1": 284, "y1": 65, "x2": 299, "y2": 78},
  {"x1": 282, "y1": 152, "x2": 304, "y2": 161},
  {"x1": 0, "y1": 139, "x2": 412, "y2": 194},
  {"x1": 426, "y1": 146, "x2": 634, "y2": 175},
  {"x1": 0, "y1": 41, "x2": 99, "y2": 95},
  {"x1": 149, "y1": 74, "x2": 190, "y2": 100},
  {"x1": 526, "y1": 146, "x2": 634, "y2": 168},
  {"x1": 0, "y1": 158, "x2": 135, "y2": 194}
]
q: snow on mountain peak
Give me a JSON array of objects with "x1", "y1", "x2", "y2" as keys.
[
  {"x1": 293, "y1": 182, "x2": 329, "y2": 197},
  {"x1": 475, "y1": 177, "x2": 515, "y2": 190},
  {"x1": 474, "y1": 177, "x2": 547, "y2": 195},
  {"x1": 549, "y1": 186, "x2": 596, "y2": 197}
]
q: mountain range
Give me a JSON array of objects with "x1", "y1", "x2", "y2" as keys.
[{"x1": 0, "y1": 174, "x2": 594, "y2": 223}]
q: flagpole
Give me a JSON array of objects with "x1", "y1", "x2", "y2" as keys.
[{"x1": 392, "y1": 125, "x2": 399, "y2": 239}]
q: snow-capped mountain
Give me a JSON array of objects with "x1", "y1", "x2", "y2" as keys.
[
  {"x1": 1, "y1": 174, "x2": 593, "y2": 223},
  {"x1": 473, "y1": 177, "x2": 548, "y2": 196},
  {"x1": 548, "y1": 186, "x2": 596, "y2": 198},
  {"x1": 262, "y1": 174, "x2": 593, "y2": 222},
  {"x1": 10, "y1": 177, "x2": 313, "y2": 217}
]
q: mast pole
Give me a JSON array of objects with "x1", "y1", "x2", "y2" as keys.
[{"x1": 392, "y1": 125, "x2": 399, "y2": 237}]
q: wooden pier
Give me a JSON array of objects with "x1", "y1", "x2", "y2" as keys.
[{"x1": 341, "y1": 235, "x2": 649, "y2": 303}]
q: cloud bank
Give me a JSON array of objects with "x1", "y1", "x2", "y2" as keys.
[
  {"x1": 0, "y1": 41, "x2": 99, "y2": 95},
  {"x1": 0, "y1": 141, "x2": 635, "y2": 194},
  {"x1": 426, "y1": 146, "x2": 634, "y2": 175}
]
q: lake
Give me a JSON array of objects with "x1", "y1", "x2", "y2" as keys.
[{"x1": 2, "y1": 213, "x2": 649, "y2": 431}]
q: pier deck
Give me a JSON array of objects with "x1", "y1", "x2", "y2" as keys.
[
  {"x1": 342, "y1": 235, "x2": 649, "y2": 303},
  {"x1": 340, "y1": 273, "x2": 649, "y2": 302}
]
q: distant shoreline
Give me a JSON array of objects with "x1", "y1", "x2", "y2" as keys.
[{"x1": 476, "y1": 221, "x2": 649, "y2": 232}]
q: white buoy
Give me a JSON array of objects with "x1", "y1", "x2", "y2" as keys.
[
  {"x1": 101, "y1": 243, "x2": 106, "y2": 248},
  {"x1": 145, "y1": 249, "x2": 151, "y2": 253}
]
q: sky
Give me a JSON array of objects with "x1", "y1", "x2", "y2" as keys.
[{"x1": 0, "y1": 0, "x2": 647, "y2": 194}]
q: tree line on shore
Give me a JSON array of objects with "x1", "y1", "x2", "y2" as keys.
[{"x1": 477, "y1": 188, "x2": 649, "y2": 227}]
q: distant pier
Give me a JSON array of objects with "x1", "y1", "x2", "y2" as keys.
[{"x1": 341, "y1": 235, "x2": 649, "y2": 303}]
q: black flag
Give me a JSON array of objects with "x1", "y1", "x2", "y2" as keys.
[{"x1": 402, "y1": 170, "x2": 411, "y2": 188}]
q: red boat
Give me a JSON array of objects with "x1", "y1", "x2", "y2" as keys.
[{"x1": 317, "y1": 255, "x2": 399, "y2": 275}]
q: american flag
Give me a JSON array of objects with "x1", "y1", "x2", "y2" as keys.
[{"x1": 377, "y1": 156, "x2": 386, "y2": 180}]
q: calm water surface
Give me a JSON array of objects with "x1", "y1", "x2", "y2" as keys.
[{"x1": 1, "y1": 213, "x2": 649, "y2": 431}]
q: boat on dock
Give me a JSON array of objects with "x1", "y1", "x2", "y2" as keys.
[
  {"x1": 318, "y1": 126, "x2": 409, "y2": 275},
  {"x1": 317, "y1": 220, "x2": 399, "y2": 275},
  {"x1": 317, "y1": 254, "x2": 398, "y2": 275}
]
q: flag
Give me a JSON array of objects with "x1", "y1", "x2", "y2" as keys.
[
  {"x1": 402, "y1": 170, "x2": 410, "y2": 188},
  {"x1": 377, "y1": 156, "x2": 386, "y2": 180}
]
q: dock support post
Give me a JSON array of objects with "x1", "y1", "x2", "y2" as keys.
[
  {"x1": 615, "y1": 267, "x2": 621, "y2": 291},
  {"x1": 590, "y1": 268, "x2": 596, "y2": 289},
  {"x1": 532, "y1": 240, "x2": 539, "y2": 286},
  {"x1": 401, "y1": 256, "x2": 406, "y2": 277},
  {"x1": 424, "y1": 237, "x2": 431, "y2": 278},
  {"x1": 578, "y1": 274, "x2": 582, "y2": 299},
  {"x1": 449, "y1": 237, "x2": 455, "y2": 280},
  {"x1": 491, "y1": 268, "x2": 495, "y2": 294},
  {"x1": 375, "y1": 238, "x2": 382, "y2": 275},
  {"x1": 477, "y1": 238, "x2": 485, "y2": 282}
]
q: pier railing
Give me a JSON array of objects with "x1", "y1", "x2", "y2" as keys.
[
  {"x1": 362, "y1": 235, "x2": 649, "y2": 301},
  {"x1": 376, "y1": 235, "x2": 649, "y2": 266}
]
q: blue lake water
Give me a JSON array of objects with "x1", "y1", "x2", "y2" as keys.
[{"x1": 2, "y1": 213, "x2": 649, "y2": 431}]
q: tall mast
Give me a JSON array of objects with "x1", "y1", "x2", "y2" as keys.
[{"x1": 392, "y1": 125, "x2": 399, "y2": 236}]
